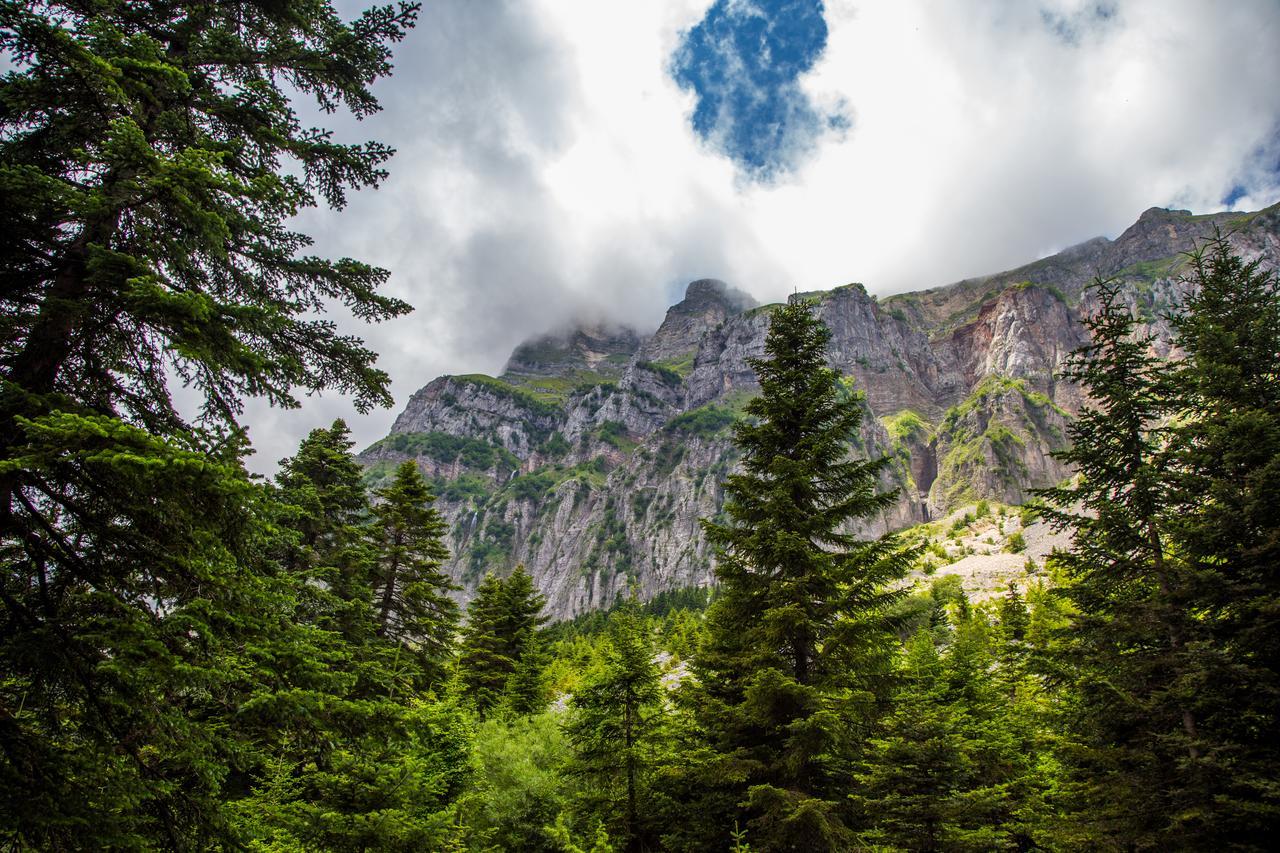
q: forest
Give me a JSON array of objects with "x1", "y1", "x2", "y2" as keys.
[{"x1": 2, "y1": 2, "x2": 1279, "y2": 850}]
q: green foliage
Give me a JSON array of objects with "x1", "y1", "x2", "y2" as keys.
[
  {"x1": 452, "y1": 374, "x2": 565, "y2": 417},
  {"x1": 511, "y1": 469, "x2": 559, "y2": 503},
  {"x1": 438, "y1": 473, "x2": 493, "y2": 504},
  {"x1": 881, "y1": 408, "x2": 934, "y2": 446},
  {"x1": 1004, "y1": 531, "x2": 1027, "y2": 553},
  {"x1": 654, "y1": 351, "x2": 698, "y2": 379},
  {"x1": 1010, "y1": 279, "x2": 1070, "y2": 305},
  {"x1": 885, "y1": 574, "x2": 969, "y2": 642},
  {"x1": 368, "y1": 431, "x2": 519, "y2": 472},
  {"x1": 681, "y1": 301, "x2": 917, "y2": 850},
  {"x1": 932, "y1": 375, "x2": 1062, "y2": 506},
  {"x1": 458, "y1": 566, "x2": 550, "y2": 716},
  {"x1": 665, "y1": 402, "x2": 738, "y2": 436},
  {"x1": 457, "y1": 711, "x2": 575, "y2": 852},
  {"x1": 0, "y1": 1, "x2": 422, "y2": 843},
  {"x1": 371, "y1": 461, "x2": 461, "y2": 684},
  {"x1": 593, "y1": 419, "x2": 635, "y2": 451},
  {"x1": 566, "y1": 601, "x2": 666, "y2": 850},
  {"x1": 1036, "y1": 248, "x2": 1280, "y2": 847},
  {"x1": 276, "y1": 420, "x2": 379, "y2": 641},
  {"x1": 850, "y1": 609, "x2": 1045, "y2": 850},
  {"x1": 234, "y1": 696, "x2": 473, "y2": 852},
  {"x1": 541, "y1": 432, "x2": 572, "y2": 458},
  {"x1": 1117, "y1": 254, "x2": 1186, "y2": 283},
  {"x1": 636, "y1": 360, "x2": 685, "y2": 387}
]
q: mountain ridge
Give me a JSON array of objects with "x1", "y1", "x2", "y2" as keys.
[{"x1": 361, "y1": 204, "x2": 1280, "y2": 619}]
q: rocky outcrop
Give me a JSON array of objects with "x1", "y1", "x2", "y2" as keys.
[
  {"x1": 504, "y1": 323, "x2": 641, "y2": 377},
  {"x1": 638, "y1": 279, "x2": 758, "y2": 364},
  {"x1": 361, "y1": 204, "x2": 1280, "y2": 619}
]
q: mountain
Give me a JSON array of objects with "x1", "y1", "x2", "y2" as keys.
[{"x1": 360, "y1": 204, "x2": 1280, "y2": 619}]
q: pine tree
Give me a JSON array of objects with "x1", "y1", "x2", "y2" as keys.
[
  {"x1": 685, "y1": 299, "x2": 915, "y2": 850},
  {"x1": 1161, "y1": 237, "x2": 1280, "y2": 840},
  {"x1": 567, "y1": 600, "x2": 665, "y2": 852},
  {"x1": 276, "y1": 419, "x2": 378, "y2": 642},
  {"x1": 371, "y1": 460, "x2": 460, "y2": 685},
  {"x1": 1035, "y1": 277, "x2": 1205, "y2": 845},
  {"x1": 1038, "y1": 254, "x2": 1280, "y2": 845},
  {"x1": 459, "y1": 565, "x2": 549, "y2": 715},
  {"x1": 0, "y1": 2, "x2": 419, "y2": 844}
]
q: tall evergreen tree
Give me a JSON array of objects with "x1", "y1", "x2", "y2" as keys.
[
  {"x1": 0, "y1": 1, "x2": 419, "y2": 845},
  {"x1": 683, "y1": 299, "x2": 914, "y2": 851},
  {"x1": 459, "y1": 565, "x2": 549, "y2": 715},
  {"x1": 1036, "y1": 277, "x2": 1205, "y2": 845},
  {"x1": 371, "y1": 459, "x2": 460, "y2": 684},
  {"x1": 236, "y1": 433, "x2": 466, "y2": 851},
  {"x1": 1162, "y1": 238, "x2": 1280, "y2": 840},
  {"x1": 276, "y1": 419, "x2": 378, "y2": 642},
  {"x1": 1039, "y1": 253, "x2": 1280, "y2": 846},
  {"x1": 567, "y1": 600, "x2": 665, "y2": 852}
]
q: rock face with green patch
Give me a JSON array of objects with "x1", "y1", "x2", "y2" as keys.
[
  {"x1": 637, "y1": 278, "x2": 757, "y2": 364},
  {"x1": 364, "y1": 205, "x2": 1280, "y2": 619},
  {"x1": 504, "y1": 323, "x2": 641, "y2": 378}
]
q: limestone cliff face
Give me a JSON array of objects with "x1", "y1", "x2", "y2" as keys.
[
  {"x1": 361, "y1": 204, "x2": 1280, "y2": 619},
  {"x1": 638, "y1": 279, "x2": 757, "y2": 364}
]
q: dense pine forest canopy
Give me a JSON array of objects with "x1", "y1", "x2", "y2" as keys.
[{"x1": 3, "y1": 1, "x2": 1280, "y2": 850}]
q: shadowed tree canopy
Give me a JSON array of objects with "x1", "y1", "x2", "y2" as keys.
[
  {"x1": 1038, "y1": 239, "x2": 1280, "y2": 846},
  {"x1": 371, "y1": 459, "x2": 460, "y2": 684},
  {"x1": 0, "y1": 1, "x2": 421, "y2": 846}
]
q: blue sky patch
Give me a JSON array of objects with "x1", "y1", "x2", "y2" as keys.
[{"x1": 671, "y1": 0, "x2": 841, "y2": 179}]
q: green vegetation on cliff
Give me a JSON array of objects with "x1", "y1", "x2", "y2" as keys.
[{"x1": 368, "y1": 430, "x2": 521, "y2": 471}]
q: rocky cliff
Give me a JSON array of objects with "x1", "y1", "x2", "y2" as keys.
[{"x1": 360, "y1": 204, "x2": 1280, "y2": 619}]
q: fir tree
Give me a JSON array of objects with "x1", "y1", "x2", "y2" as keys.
[
  {"x1": 567, "y1": 600, "x2": 665, "y2": 852},
  {"x1": 1162, "y1": 237, "x2": 1280, "y2": 841},
  {"x1": 1036, "y1": 277, "x2": 1205, "y2": 845},
  {"x1": 685, "y1": 299, "x2": 915, "y2": 850},
  {"x1": 0, "y1": 2, "x2": 419, "y2": 843},
  {"x1": 851, "y1": 616, "x2": 1040, "y2": 852},
  {"x1": 459, "y1": 573, "x2": 516, "y2": 714},
  {"x1": 276, "y1": 419, "x2": 378, "y2": 642},
  {"x1": 459, "y1": 565, "x2": 549, "y2": 715},
  {"x1": 371, "y1": 460, "x2": 460, "y2": 685},
  {"x1": 1039, "y1": 254, "x2": 1280, "y2": 845},
  {"x1": 236, "y1": 434, "x2": 464, "y2": 851}
]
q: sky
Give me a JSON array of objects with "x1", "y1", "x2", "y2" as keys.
[{"x1": 238, "y1": 0, "x2": 1280, "y2": 474}]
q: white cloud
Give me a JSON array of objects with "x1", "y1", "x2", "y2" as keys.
[{"x1": 238, "y1": 0, "x2": 1280, "y2": 473}]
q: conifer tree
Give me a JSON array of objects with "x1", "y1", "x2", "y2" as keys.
[
  {"x1": 1036, "y1": 277, "x2": 1205, "y2": 845},
  {"x1": 0, "y1": 2, "x2": 419, "y2": 842},
  {"x1": 371, "y1": 460, "x2": 460, "y2": 684},
  {"x1": 567, "y1": 600, "x2": 665, "y2": 852},
  {"x1": 276, "y1": 419, "x2": 378, "y2": 642},
  {"x1": 1039, "y1": 254, "x2": 1280, "y2": 845},
  {"x1": 460, "y1": 573, "x2": 516, "y2": 714},
  {"x1": 851, "y1": 614, "x2": 1040, "y2": 851},
  {"x1": 1161, "y1": 237, "x2": 1280, "y2": 840},
  {"x1": 237, "y1": 434, "x2": 465, "y2": 851},
  {"x1": 686, "y1": 299, "x2": 914, "y2": 850},
  {"x1": 459, "y1": 565, "x2": 549, "y2": 715}
]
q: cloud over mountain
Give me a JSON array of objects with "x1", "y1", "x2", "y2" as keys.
[{"x1": 238, "y1": 0, "x2": 1280, "y2": 473}]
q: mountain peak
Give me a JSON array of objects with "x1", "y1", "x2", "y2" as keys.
[
  {"x1": 679, "y1": 278, "x2": 756, "y2": 313},
  {"x1": 502, "y1": 322, "x2": 641, "y2": 378},
  {"x1": 638, "y1": 279, "x2": 758, "y2": 363},
  {"x1": 1137, "y1": 205, "x2": 1193, "y2": 221}
]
